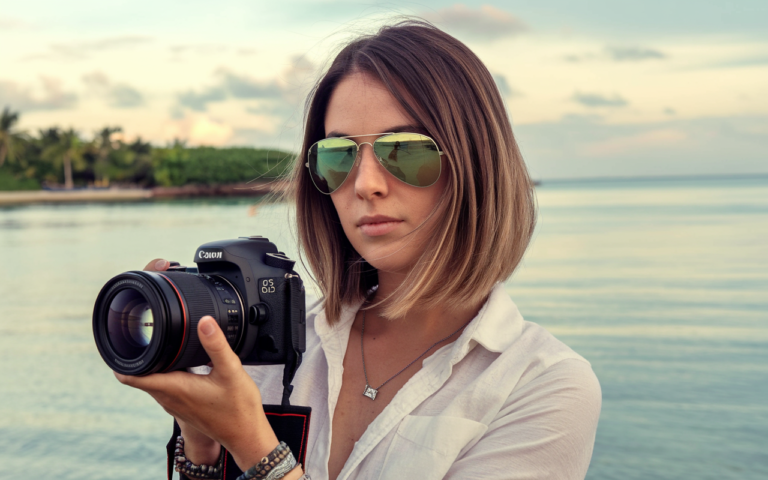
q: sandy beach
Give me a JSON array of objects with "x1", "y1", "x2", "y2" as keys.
[{"x1": 0, "y1": 182, "x2": 287, "y2": 206}]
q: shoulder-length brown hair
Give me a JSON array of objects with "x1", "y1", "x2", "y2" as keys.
[{"x1": 289, "y1": 20, "x2": 536, "y2": 324}]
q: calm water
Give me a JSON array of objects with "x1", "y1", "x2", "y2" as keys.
[{"x1": 1, "y1": 177, "x2": 766, "y2": 479}]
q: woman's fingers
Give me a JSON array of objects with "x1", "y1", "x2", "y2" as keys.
[
  {"x1": 144, "y1": 258, "x2": 169, "y2": 271},
  {"x1": 112, "y1": 317, "x2": 243, "y2": 394},
  {"x1": 113, "y1": 369, "x2": 187, "y2": 394},
  {"x1": 197, "y1": 317, "x2": 242, "y2": 379}
]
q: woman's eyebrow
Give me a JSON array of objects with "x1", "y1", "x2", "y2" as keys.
[{"x1": 325, "y1": 124, "x2": 428, "y2": 138}]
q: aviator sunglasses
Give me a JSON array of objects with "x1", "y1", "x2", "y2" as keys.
[{"x1": 305, "y1": 132, "x2": 444, "y2": 194}]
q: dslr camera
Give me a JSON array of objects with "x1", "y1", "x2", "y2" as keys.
[{"x1": 92, "y1": 236, "x2": 306, "y2": 378}]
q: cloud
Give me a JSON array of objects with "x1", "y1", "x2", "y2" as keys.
[
  {"x1": 162, "y1": 113, "x2": 234, "y2": 146},
  {"x1": 167, "y1": 45, "x2": 260, "y2": 62},
  {"x1": 177, "y1": 70, "x2": 283, "y2": 112},
  {"x1": 170, "y1": 44, "x2": 227, "y2": 54},
  {"x1": 21, "y1": 35, "x2": 153, "y2": 61},
  {"x1": 177, "y1": 88, "x2": 227, "y2": 112},
  {"x1": 514, "y1": 114, "x2": 768, "y2": 180},
  {"x1": 581, "y1": 129, "x2": 687, "y2": 157},
  {"x1": 0, "y1": 77, "x2": 77, "y2": 111},
  {"x1": 701, "y1": 55, "x2": 768, "y2": 69},
  {"x1": 572, "y1": 92, "x2": 628, "y2": 108},
  {"x1": 606, "y1": 46, "x2": 666, "y2": 61},
  {"x1": 176, "y1": 56, "x2": 316, "y2": 113},
  {"x1": 237, "y1": 47, "x2": 259, "y2": 56},
  {"x1": 228, "y1": 128, "x2": 296, "y2": 151},
  {"x1": 0, "y1": 17, "x2": 27, "y2": 29},
  {"x1": 492, "y1": 73, "x2": 522, "y2": 98},
  {"x1": 565, "y1": 45, "x2": 667, "y2": 63},
  {"x1": 82, "y1": 71, "x2": 144, "y2": 108},
  {"x1": 422, "y1": 4, "x2": 528, "y2": 41}
]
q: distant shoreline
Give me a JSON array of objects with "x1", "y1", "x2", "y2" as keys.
[{"x1": 0, "y1": 181, "x2": 288, "y2": 206}]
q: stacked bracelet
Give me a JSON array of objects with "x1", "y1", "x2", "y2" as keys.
[
  {"x1": 235, "y1": 441, "x2": 297, "y2": 480},
  {"x1": 174, "y1": 436, "x2": 225, "y2": 480}
]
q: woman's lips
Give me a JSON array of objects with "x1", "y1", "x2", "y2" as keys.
[{"x1": 358, "y1": 216, "x2": 403, "y2": 236}]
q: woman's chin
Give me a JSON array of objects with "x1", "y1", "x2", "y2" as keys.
[{"x1": 361, "y1": 255, "x2": 414, "y2": 278}]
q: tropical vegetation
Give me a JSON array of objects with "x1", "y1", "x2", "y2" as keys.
[{"x1": 0, "y1": 107, "x2": 294, "y2": 191}]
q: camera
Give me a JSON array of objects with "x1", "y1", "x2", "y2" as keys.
[{"x1": 92, "y1": 236, "x2": 306, "y2": 377}]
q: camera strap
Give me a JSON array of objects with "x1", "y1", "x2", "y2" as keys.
[
  {"x1": 167, "y1": 403, "x2": 312, "y2": 480},
  {"x1": 281, "y1": 274, "x2": 305, "y2": 407}
]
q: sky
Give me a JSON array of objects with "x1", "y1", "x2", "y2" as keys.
[{"x1": 1, "y1": 0, "x2": 766, "y2": 180}]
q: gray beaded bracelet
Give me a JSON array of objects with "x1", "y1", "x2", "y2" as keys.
[
  {"x1": 174, "y1": 436, "x2": 224, "y2": 480},
  {"x1": 235, "y1": 441, "x2": 297, "y2": 480}
]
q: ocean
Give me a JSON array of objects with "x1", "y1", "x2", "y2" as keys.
[{"x1": 1, "y1": 176, "x2": 766, "y2": 479}]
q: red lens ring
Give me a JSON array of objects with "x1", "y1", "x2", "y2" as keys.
[{"x1": 156, "y1": 273, "x2": 188, "y2": 373}]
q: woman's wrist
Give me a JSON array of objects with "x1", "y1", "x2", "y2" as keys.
[
  {"x1": 233, "y1": 441, "x2": 306, "y2": 480},
  {"x1": 178, "y1": 423, "x2": 221, "y2": 465},
  {"x1": 183, "y1": 436, "x2": 222, "y2": 466},
  {"x1": 229, "y1": 431, "x2": 280, "y2": 472}
]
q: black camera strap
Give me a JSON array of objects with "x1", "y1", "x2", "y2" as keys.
[
  {"x1": 281, "y1": 274, "x2": 305, "y2": 407},
  {"x1": 167, "y1": 403, "x2": 312, "y2": 480}
]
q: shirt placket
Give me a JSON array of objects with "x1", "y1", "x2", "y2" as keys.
[{"x1": 337, "y1": 331, "x2": 478, "y2": 480}]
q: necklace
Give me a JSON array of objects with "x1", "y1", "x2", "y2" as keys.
[{"x1": 360, "y1": 309, "x2": 474, "y2": 401}]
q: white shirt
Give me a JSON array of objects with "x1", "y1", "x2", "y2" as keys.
[{"x1": 241, "y1": 284, "x2": 602, "y2": 480}]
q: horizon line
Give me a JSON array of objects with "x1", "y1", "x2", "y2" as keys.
[{"x1": 537, "y1": 172, "x2": 768, "y2": 184}]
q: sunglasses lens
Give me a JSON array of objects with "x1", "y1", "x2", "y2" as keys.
[
  {"x1": 374, "y1": 133, "x2": 441, "y2": 187},
  {"x1": 309, "y1": 138, "x2": 358, "y2": 193}
]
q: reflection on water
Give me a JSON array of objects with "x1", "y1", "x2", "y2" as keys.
[{"x1": 1, "y1": 177, "x2": 766, "y2": 479}]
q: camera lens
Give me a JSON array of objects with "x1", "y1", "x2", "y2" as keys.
[
  {"x1": 93, "y1": 271, "x2": 244, "y2": 376},
  {"x1": 106, "y1": 289, "x2": 154, "y2": 359}
]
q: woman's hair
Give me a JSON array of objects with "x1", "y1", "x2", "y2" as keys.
[{"x1": 289, "y1": 19, "x2": 537, "y2": 323}]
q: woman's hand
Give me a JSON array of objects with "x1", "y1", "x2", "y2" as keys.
[
  {"x1": 114, "y1": 258, "x2": 280, "y2": 471},
  {"x1": 144, "y1": 259, "x2": 221, "y2": 465}
]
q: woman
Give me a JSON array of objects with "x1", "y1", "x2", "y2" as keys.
[{"x1": 118, "y1": 20, "x2": 601, "y2": 480}]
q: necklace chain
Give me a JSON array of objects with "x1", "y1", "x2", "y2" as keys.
[{"x1": 360, "y1": 308, "x2": 473, "y2": 400}]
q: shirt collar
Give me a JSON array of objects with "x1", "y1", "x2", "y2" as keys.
[
  {"x1": 456, "y1": 283, "x2": 524, "y2": 355},
  {"x1": 315, "y1": 283, "x2": 523, "y2": 359}
]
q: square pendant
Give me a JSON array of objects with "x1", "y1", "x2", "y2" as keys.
[{"x1": 363, "y1": 385, "x2": 378, "y2": 400}]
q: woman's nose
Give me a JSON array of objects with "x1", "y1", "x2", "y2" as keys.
[{"x1": 353, "y1": 143, "x2": 389, "y2": 199}]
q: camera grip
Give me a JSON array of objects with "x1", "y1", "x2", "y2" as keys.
[{"x1": 255, "y1": 277, "x2": 292, "y2": 364}]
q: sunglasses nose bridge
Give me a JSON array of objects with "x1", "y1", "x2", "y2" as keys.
[{"x1": 353, "y1": 141, "x2": 377, "y2": 165}]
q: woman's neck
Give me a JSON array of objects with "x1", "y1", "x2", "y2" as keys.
[{"x1": 365, "y1": 269, "x2": 485, "y2": 341}]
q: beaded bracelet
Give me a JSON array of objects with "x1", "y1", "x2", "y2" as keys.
[
  {"x1": 174, "y1": 436, "x2": 225, "y2": 480},
  {"x1": 235, "y1": 441, "x2": 297, "y2": 480}
]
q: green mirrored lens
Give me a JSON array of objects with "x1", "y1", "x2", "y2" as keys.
[
  {"x1": 374, "y1": 133, "x2": 441, "y2": 187},
  {"x1": 309, "y1": 138, "x2": 358, "y2": 193}
]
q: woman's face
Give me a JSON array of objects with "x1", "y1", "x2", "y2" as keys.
[{"x1": 325, "y1": 72, "x2": 448, "y2": 274}]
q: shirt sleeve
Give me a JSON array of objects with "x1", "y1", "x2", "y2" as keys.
[{"x1": 444, "y1": 358, "x2": 602, "y2": 480}]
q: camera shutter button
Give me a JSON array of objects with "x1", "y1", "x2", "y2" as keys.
[{"x1": 264, "y1": 252, "x2": 295, "y2": 271}]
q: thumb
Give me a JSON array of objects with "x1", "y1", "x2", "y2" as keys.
[{"x1": 198, "y1": 316, "x2": 241, "y2": 373}]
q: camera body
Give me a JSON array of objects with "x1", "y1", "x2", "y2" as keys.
[
  {"x1": 92, "y1": 236, "x2": 305, "y2": 376},
  {"x1": 184, "y1": 235, "x2": 306, "y2": 365}
]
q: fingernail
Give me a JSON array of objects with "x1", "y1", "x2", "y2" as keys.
[
  {"x1": 155, "y1": 259, "x2": 167, "y2": 270},
  {"x1": 200, "y1": 317, "x2": 215, "y2": 336}
]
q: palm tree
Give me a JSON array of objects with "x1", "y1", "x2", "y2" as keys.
[
  {"x1": 0, "y1": 107, "x2": 21, "y2": 168},
  {"x1": 42, "y1": 128, "x2": 84, "y2": 189},
  {"x1": 95, "y1": 126, "x2": 122, "y2": 186},
  {"x1": 127, "y1": 136, "x2": 154, "y2": 185}
]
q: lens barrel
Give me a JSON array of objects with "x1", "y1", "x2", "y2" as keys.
[{"x1": 93, "y1": 270, "x2": 244, "y2": 376}]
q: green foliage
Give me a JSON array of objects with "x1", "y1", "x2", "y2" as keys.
[
  {"x1": 152, "y1": 146, "x2": 294, "y2": 186},
  {"x1": 0, "y1": 170, "x2": 40, "y2": 191},
  {"x1": 0, "y1": 106, "x2": 295, "y2": 190}
]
